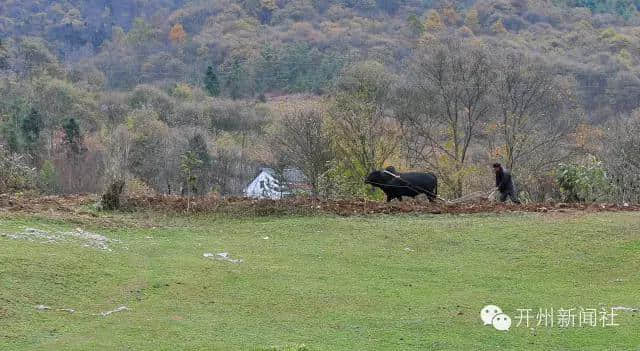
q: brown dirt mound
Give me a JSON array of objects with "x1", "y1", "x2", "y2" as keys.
[
  {"x1": 2, "y1": 194, "x2": 639, "y2": 217},
  {"x1": 0, "y1": 193, "x2": 97, "y2": 214}
]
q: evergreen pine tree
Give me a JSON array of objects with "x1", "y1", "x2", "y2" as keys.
[
  {"x1": 204, "y1": 66, "x2": 220, "y2": 96},
  {"x1": 186, "y1": 134, "x2": 212, "y2": 194},
  {"x1": 228, "y1": 58, "x2": 244, "y2": 100},
  {"x1": 21, "y1": 108, "x2": 43, "y2": 163},
  {"x1": 21, "y1": 108, "x2": 43, "y2": 146},
  {"x1": 0, "y1": 38, "x2": 8, "y2": 70},
  {"x1": 62, "y1": 118, "x2": 82, "y2": 155}
]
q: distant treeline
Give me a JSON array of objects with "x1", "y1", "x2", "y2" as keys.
[{"x1": 1, "y1": 0, "x2": 639, "y2": 203}]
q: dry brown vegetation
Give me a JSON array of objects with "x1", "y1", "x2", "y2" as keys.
[{"x1": 2, "y1": 194, "x2": 639, "y2": 218}]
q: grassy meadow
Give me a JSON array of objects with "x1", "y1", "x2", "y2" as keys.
[{"x1": 1, "y1": 211, "x2": 639, "y2": 350}]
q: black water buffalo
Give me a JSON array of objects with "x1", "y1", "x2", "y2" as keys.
[{"x1": 365, "y1": 166, "x2": 438, "y2": 202}]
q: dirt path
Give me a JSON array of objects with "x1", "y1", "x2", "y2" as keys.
[{"x1": 2, "y1": 194, "x2": 639, "y2": 218}]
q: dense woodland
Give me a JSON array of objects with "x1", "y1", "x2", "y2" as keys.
[{"x1": 1, "y1": 0, "x2": 639, "y2": 203}]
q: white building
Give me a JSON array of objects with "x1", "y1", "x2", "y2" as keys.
[
  {"x1": 244, "y1": 168, "x2": 285, "y2": 200},
  {"x1": 244, "y1": 167, "x2": 310, "y2": 200}
]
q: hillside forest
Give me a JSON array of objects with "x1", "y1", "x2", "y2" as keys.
[{"x1": 1, "y1": 0, "x2": 640, "y2": 203}]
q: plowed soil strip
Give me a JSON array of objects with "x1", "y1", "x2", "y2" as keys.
[{"x1": 2, "y1": 194, "x2": 639, "y2": 217}]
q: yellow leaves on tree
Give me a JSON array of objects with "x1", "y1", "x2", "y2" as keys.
[
  {"x1": 490, "y1": 145, "x2": 507, "y2": 159},
  {"x1": 442, "y1": 5, "x2": 461, "y2": 26},
  {"x1": 436, "y1": 140, "x2": 480, "y2": 197},
  {"x1": 260, "y1": 0, "x2": 277, "y2": 11},
  {"x1": 617, "y1": 49, "x2": 632, "y2": 68},
  {"x1": 571, "y1": 124, "x2": 604, "y2": 153},
  {"x1": 492, "y1": 18, "x2": 507, "y2": 34},
  {"x1": 169, "y1": 23, "x2": 186, "y2": 44},
  {"x1": 465, "y1": 9, "x2": 480, "y2": 33},
  {"x1": 425, "y1": 11, "x2": 443, "y2": 32},
  {"x1": 600, "y1": 27, "x2": 632, "y2": 51},
  {"x1": 172, "y1": 83, "x2": 193, "y2": 100}
]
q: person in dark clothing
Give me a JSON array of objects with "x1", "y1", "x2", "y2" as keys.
[{"x1": 492, "y1": 163, "x2": 521, "y2": 204}]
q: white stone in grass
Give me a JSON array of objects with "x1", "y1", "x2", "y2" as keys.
[
  {"x1": 7, "y1": 227, "x2": 120, "y2": 251},
  {"x1": 203, "y1": 252, "x2": 243, "y2": 264},
  {"x1": 65, "y1": 228, "x2": 119, "y2": 251},
  {"x1": 35, "y1": 305, "x2": 51, "y2": 311},
  {"x1": 100, "y1": 306, "x2": 129, "y2": 317}
]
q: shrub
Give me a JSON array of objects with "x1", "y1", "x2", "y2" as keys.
[
  {"x1": 317, "y1": 161, "x2": 383, "y2": 200},
  {"x1": 556, "y1": 157, "x2": 612, "y2": 202},
  {"x1": 38, "y1": 160, "x2": 60, "y2": 194},
  {"x1": 101, "y1": 179, "x2": 125, "y2": 210},
  {"x1": 0, "y1": 145, "x2": 36, "y2": 193}
]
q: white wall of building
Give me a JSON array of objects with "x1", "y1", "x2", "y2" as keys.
[{"x1": 244, "y1": 171, "x2": 283, "y2": 200}]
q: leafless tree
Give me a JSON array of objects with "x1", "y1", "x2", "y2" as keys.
[
  {"x1": 395, "y1": 39, "x2": 494, "y2": 197},
  {"x1": 329, "y1": 61, "x2": 401, "y2": 177},
  {"x1": 601, "y1": 111, "x2": 640, "y2": 203},
  {"x1": 491, "y1": 51, "x2": 579, "y2": 172},
  {"x1": 271, "y1": 106, "x2": 332, "y2": 196}
]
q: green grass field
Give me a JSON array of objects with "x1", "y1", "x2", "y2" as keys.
[{"x1": 1, "y1": 211, "x2": 639, "y2": 350}]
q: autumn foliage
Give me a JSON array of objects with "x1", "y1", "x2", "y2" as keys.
[{"x1": 169, "y1": 23, "x2": 186, "y2": 44}]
